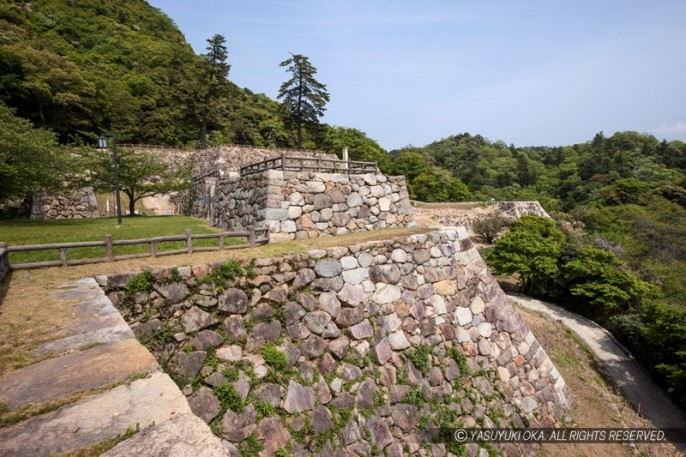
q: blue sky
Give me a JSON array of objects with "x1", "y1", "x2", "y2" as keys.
[{"x1": 148, "y1": 0, "x2": 686, "y2": 150}]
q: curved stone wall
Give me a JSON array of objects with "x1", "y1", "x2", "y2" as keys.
[{"x1": 101, "y1": 229, "x2": 572, "y2": 456}]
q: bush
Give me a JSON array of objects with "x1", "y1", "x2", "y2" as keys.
[{"x1": 472, "y1": 212, "x2": 510, "y2": 244}]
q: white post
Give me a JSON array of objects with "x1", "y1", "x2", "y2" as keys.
[
  {"x1": 342, "y1": 147, "x2": 349, "y2": 170},
  {"x1": 105, "y1": 199, "x2": 110, "y2": 216}
]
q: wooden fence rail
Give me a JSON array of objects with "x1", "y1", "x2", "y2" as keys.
[
  {"x1": 240, "y1": 154, "x2": 379, "y2": 177},
  {"x1": 0, "y1": 228, "x2": 269, "y2": 275}
]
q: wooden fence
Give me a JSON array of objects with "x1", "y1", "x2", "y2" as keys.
[
  {"x1": 0, "y1": 228, "x2": 269, "y2": 276},
  {"x1": 0, "y1": 243, "x2": 9, "y2": 284},
  {"x1": 241, "y1": 154, "x2": 379, "y2": 177}
]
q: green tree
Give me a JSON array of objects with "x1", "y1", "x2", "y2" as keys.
[
  {"x1": 0, "y1": 101, "x2": 69, "y2": 200},
  {"x1": 277, "y1": 53, "x2": 330, "y2": 149},
  {"x1": 472, "y1": 212, "x2": 510, "y2": 244},
  {"x1": 199, "y1": 34, "x2": 231, "y2": 148},
  {"x1": 411, "y1": 168, "x2": 471, "y2": 202},
  {"x1": 323, "y1": 126, "x2": 391, "y2": 172},
  {"x1": 487, "y1": 216, "x2": 565, "y2": 294},
  {"x1": 558, "y1": 247, "x2": 648, "y2": 316},
  {"x1": 78, "y1": 147, "x2": 193, "y2": 216}
]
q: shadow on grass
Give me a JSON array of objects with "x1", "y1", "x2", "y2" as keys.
[{"x1": 0, "y1": 271, "x2": 11, "y2": 308}]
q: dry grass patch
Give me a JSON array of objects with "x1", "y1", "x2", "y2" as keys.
[{"x1": 0, "y1": 227, "x2": 429, "y2": 378}]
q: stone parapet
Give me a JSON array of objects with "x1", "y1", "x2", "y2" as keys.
[
  {"x1": 189, "y1": 170, "x2": 416, "y2": 239},
  {"x1": 30, "y1": 186, "x2": 100, "y2": 220}
]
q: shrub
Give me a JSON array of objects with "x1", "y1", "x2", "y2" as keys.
[{"x1": 472, "y1": 212, "x2": 510, "y2": 244}]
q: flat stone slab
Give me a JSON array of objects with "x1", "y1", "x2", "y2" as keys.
[
  {"x1": 0, "y1": 339, "x2": 158, "y2": 409},
  {"x1": 31, "y1": 313, "x2": 134, "y2": 357},
  {"x1": 0, "y1": 372, "x2": 190, "y2": 457},
  {"x1": 102, "y1": 413, "x2": 228, "y2": 457}
]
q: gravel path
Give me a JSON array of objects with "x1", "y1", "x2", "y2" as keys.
[{"x1": 508, "y1": 293, "x2": 686, "y2": 448}]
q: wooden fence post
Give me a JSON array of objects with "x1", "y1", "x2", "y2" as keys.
[
  {"x1": 185, "y1": 229, "x2": 193, "y2": 254},
  {"x1": 150, "y1": 241, "x2": 157, "y2": 258},
  {"x1": 105, "y1": 235, "x2": 114, "y2": 261},
  {"x1": 0, "y1": 242, "x2": 8, "y2": 281},
  {"x1": 59, "y1": 248, "x2": 68, "y2": 267},
  {"x1": 281, "y1": 153, "x2": 285, "y2": 172},
  {"x1": 248, "y1": 229, "x2": 256, "y2": 248}
]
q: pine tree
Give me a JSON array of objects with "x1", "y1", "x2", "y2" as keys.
[
  {"x1": 277, "y1": 54, "x2": 330, "y2": 149},
  {"x1": 200, "y1": 34, "x2": 231, "y2": 148}
]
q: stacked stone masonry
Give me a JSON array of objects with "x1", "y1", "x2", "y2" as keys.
[
  {"x1": 190, "y1": 170, "x2": 416, "y2": 239},
  {"x1": 30, "y1": 186, "x2": 100, "y2": 220},
  {"x1": 139, "y1": 145, "x2": 338, "y2": 178},
  {"x1": 101, "y1": 229, "x2": 572, "y2": 456}
]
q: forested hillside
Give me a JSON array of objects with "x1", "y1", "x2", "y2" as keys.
[
  {"x1": 392, "y1": 131, "x2": 686, "y2": 409},
  {"x1": 0, "y1": 0, "x2": 386, "y2": 155}
]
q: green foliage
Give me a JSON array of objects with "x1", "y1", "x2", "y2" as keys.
[
  {"x1": 213, "y1": 382, "x2": 243, "y2": 412},
  {"x1": 558, "y1": 247, "x2": 649, "y2": 316},
  {"x1": 323, "y1": 126, "x2": 391, "y2": 172},
  {"x1": 262, "y1": 342, "x2": 287, "y2": 370},
  {"x1": 402, "y1": 388, "x2": 427, "y2": 406},
  {"x1": 278, "y1": 53, "x2": 330, "y2": 148},
  {"x1": 170, "y1": 267, "x2": 182, "y2": 283},
  {"x1": 76, "y1": 147, "x2": 193, "y2": 216},
  {"x1": 0, "y1": 101, "x2": 70, "y2": 200},
  {"x1": 252, "y1": 400, "x2": 275, "y2": 419},
  {"x1": 125, "y1": 270, "x2": 154, "y2": 297},
  {"x1": 472, "y1": 212, "x2": 511, "y2": 244},
  {"x1": 487, "y1": 216, "x2": 565, "y2": 294},
  {"x1": 411, "y1": 168, "x2": 471, "y2": 202},
  {"x1": 238, "y1": 434, "x2": 264, "y2": 457},
  {"x1": 446, "y1": 345, "x2": 469, "y2": 376},
  {"x1": 406, "y1": 344, "x2": 432, "y2": 375}
]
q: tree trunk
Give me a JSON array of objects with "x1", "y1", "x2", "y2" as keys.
[
  {"x1": 201, "y1": 119, "x2": 207, "y2": 149},
  {"x1": 296, "y1": 120, "x2": 302, "y2": 149},
  {"x1": 128, "y1": 193, "x2": 136, "y2": 216}
]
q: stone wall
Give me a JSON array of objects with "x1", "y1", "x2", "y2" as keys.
[
  {"x1": 100, "y1": 229, "x2": 572, "y2": 456},
  {"x1": 30, "y1": 186, "x2": 100, "y2": 220},
  {"x1": 130, "y1": 145, "x2": 337, "y2": 178},
  {"x1": 189, "y1": 170, "x2": 416, "y2": 239}
]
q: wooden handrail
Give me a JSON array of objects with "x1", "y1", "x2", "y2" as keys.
[
  {"x1": 0, "y1": 227, "x2": 270, "y2": 274},
  {"x1": 240, "y1": 155, "x2": 379, "y2": 177}
]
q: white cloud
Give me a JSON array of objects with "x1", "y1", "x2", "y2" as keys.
[{"x1": 651, "y1": 121, "x2": 686, "y2": 136}]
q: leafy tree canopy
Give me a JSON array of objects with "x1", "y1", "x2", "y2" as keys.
[
  {"x1": 0, "y1": 101, "x2": 70, "y2": 200},
  {"x1": 76, "y1": 147, "x2": 193, "y2": 216}
]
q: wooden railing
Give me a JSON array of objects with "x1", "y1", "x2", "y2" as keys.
[
  {"x1": 0, "y1": 228, "x2": 269, "y2": 274},
  {"x1": 241, "y1": 154, "x2": 379, "y2": 177}
]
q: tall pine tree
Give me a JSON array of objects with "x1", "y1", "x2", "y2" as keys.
[
  {"x1": 277, "y1": 54, "x2": 329, "y2": 149},
  {"x1": 199, "y1": 34, "x2": 231, "y2": 148}
]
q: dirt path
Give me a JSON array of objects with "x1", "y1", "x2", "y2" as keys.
[{"x1": 508, "y1": 293, "x2": 686, "y2": 451}]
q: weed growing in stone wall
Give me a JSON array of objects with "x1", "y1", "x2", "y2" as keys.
[
  {"x1": 405, "y1": 344, "x2": 432, "y2": 375},
  {"x1": 447, "y1": 344, "x2": 469, "y2": 376},
  {"x1": 262, "y1": 342, "x2": 287, "y2": 370},
  {"x1": 125, "y1": 270, "x2": 154, "y2": 297},
  {"x1": 214, "y1": 382, "x2": 244, "y2": 413}
]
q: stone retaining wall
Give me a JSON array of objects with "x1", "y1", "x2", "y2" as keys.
[
  {"x1": 30, "y1": 186, "x2": 100, "y2": 220},
  {"x1": 189, "y1": 170, "x2": 415, "y2": 239},
  {"x1": 134, "y1": 145, "x2": 337, "y2": 177},
  {"x1": 100, "y1": 229, "x2": 572, "y2": 456}
]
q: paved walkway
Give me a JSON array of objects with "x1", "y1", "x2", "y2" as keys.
[
  {"x1": 508, "y1": 293, "x2": 686, "y2": 449},
  {"x1": 0, "y1": 278, "x2": 227, "y2": 457}
]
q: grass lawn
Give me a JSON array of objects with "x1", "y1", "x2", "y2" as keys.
[{"x1": 0, "y1": 216, "x2": 232, "y2": 264}]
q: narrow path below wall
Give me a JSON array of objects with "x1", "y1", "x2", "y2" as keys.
[{"x1": 507, "y1": 293, "x2": 686, "y2": 450}]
